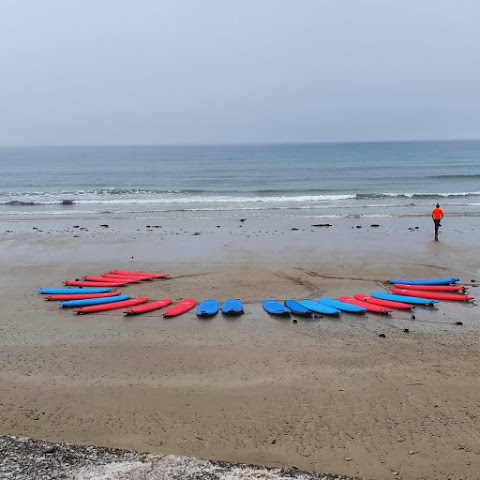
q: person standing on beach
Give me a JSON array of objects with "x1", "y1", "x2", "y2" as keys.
[{"x1": 432, "y1": 203, "x2": 443, "y2": 239}]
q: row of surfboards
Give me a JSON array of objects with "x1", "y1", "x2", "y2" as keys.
[{"x1": 38, "y1": 274, "x2": 473, "y2": 317}]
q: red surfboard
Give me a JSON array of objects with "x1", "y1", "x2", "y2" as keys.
[
  {"x1": 124, "y1": 298, "x2": 172, "y2": 315},
  {"x1": 354, "y1": 294, "x2": 414, "y2": 310},
  {"x1": 393, "y1": 283, "x2": 468, "y2": 292},
  {"x1": 163, "y1": 299, "x2": 196, "y2": 317},
  {"x1": 339, "y1": 296, "x2": 392, "y2": 314},
  {"x1": 101, "y1": 273, "x2": 154, "y2": 281},
  {"x1": 390, "y1": 288, "x2": 474, "y2": 302},
  {"x1": 74, "y1": 297, "x2": 149, "y2": 315},
  {"x1": 64, "y1": 280, "x2": 129, "y2": 287},
  {"x1": 83, "y1": 276, "x2": 140, "y2": 284},
  {"x1": 44, "y1": 292, "x2": 121, "y2": 301},
  {"x1": 110, "y1": 270, "x2": 169, "y2": 279}
]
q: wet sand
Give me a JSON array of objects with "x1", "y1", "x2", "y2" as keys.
[{"x1": 1, "y1": 214, "x2": 479, "y2": 479}]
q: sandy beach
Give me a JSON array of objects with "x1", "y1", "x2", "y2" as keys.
[{"x1": 1, "y1": 213, "x2": 479, "y2": 479}]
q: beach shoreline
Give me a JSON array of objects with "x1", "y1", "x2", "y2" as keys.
[{"x1": 1, "y1": 214, "x2": 479, "y2": 479}]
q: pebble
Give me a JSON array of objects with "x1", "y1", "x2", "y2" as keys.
[{"x1": 408, "y1": 450, "x2": 415, "y2": 455}]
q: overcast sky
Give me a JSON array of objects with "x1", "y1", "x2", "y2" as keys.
[{"x1": 0, "y1": 0, "x2": 479, "y2": 146}]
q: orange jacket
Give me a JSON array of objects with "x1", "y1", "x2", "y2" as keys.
[{"x1": 432, "y1": 207, "x2": 443, "y2": 220}]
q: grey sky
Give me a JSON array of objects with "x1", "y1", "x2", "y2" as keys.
[{"x1": 0, "y1": 0, "x2": 479, "y2": 145}]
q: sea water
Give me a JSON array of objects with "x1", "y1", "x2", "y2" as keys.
[{"x1": 0, "y1": 141, "x2": 479, "y2": 220}]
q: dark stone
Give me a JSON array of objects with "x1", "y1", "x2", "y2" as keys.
[
  {"x1": 100, "y1": 224, "x2": 109, "y2": 228},
  {"x1": 43, "y1": 446, "x2": 56, "y2": 455},
  {"x1": 455, "y1": 321, "x2": 463, "y2": 326},
  {"x1": 378, "y1": 333, "x2": 386, "y2": 338},
  {"x1": 293, "y1": 319, "x2": 297, "y2": 323},
  {"x1": 370, "y1": 224, "x2": 380, "y2": 227},
  {"x1": 73, "y1": 225, "x2": 80, "y2": 228},
  {"x1": 240, "y1": 218, "x2": 246, "y2": 222},
  {"x1": 271, "y1": 439, "x2": 277, "y2": 444},
  {"x1": 411, "y1": 315, "x2": 415, "y2": 320},
  {"x1": 404, "y1": 328, "x2": 409, "y2": 333},
  {"x1": 356, "y1": 225, "x2": 362, "y2": 228},
  {"x1": 311, "y1": 223, "x2": 332, "y2": 227},
  {"x1": 291, "y1": 228, "x2": 299, "y2": 231}
]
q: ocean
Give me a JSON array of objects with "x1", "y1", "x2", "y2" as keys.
[{"x1": 0, "y1": 140, "x2": 479, "y2": 220}]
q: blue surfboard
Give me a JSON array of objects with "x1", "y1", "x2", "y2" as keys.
[
  {"x1": 371, "y1": 292, "x2": 438, "y2": 306},
  {"x1": 262, "y1": 299, "x2": 290, "y2": 316},
  {"x1": 60, "y1": 295, "x2": 130, "y2": 308},
  {"x1": 318, "y1": 298, "x2": 366, "y2": 313},
  {"x1": 39, "y1": 287, "x2": 112, "y2": 294},
  {"x1": 387, "y1": 277, "x2": 459, "y2": 286},
  {"x1": 197, "y1": 299, "x2": 219, "y2": 317},
  {"x1": 284, "y1": 299, "x2": 312, "y2": 317},
  {"x1": 299, "y1": 299, "x2": 340, "y2": 316},
  {"x1": 222, "y1": 299, "x2": 243, "y2": 316}
]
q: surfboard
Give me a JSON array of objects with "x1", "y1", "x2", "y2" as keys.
[
  {"x1": 393, "y1": 283, "x2": 468, "y2": 292},
  {"x1": 124, "y1": 298, "x2": 172, "y2": 315},
  {"x1": 221, "y1": 299, "x2": 244, "y2": 316},
  {"x1": 74, "y1": 297, "x2": 149, "y2": 315},
  {"x1": 196, "y1": 299, "x2": 219, "y2": 317},
  {"x1": 44, "y1": 292, "x2": 121, "y2": 301},
  {"x1": 163, "y1": 299, "x2": 196, "y2": 317},
  {"x1": 338, "y1": 296, "x2": 392, "y2": 314},
  {"x1": 59, "y1": 295, "x2": 130, "y2": 308},
  {"x1": 39, "y1": 287, "x2": 112, "y2": 294},
  {"x1": 110, "y1": 270, "x2": 169, "y2": 279},
  {"x1": 284, "y1": 299, "x2": 312, "y2": 317},
  {"x1": 390, "y1": 288, "x2": 474, "y2": 302},
  {"x1": 299, "y1": 300, "x2": 340, "y2": 316},
  {"x1": 387, "y1": 277, "x2": 459, "y2": 286},
  {"x1": 101, "y1": 273, "x2": 153, "y2": 281},
  {"x1": 262, "y1": 300, "x2": 291, "y2": 316},
  {"x1": 371, "y1": 292, "x2": 438, "y2": 306},
  {"x1": 318, "y1": 298, "x2": 366, "y2": 314},
  {"x1": 83, "y1": 276, "x2": 140, "y2": 284},
  {"x1": 64, "y1": 280, "x2": 129, "y2": 287},
  {"x1": 354, "y1": 294, "x2": 414, "y2": 310}
]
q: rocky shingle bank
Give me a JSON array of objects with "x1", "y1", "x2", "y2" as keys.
[{"x1": 0, "y1": 436, "x2": 364, "y2": 480}]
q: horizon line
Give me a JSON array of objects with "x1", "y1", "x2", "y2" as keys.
[{"x1": 0, "y1": 137, "x2": 479, "y2": 149}]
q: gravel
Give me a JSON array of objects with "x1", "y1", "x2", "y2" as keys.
[{"x1": 0, "y1": 435, "x2": 364, "y2": 480}]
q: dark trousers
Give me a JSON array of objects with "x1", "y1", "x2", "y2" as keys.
[{"x1": 434, "y1": 219, "x2": 441, "y2": 235}]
